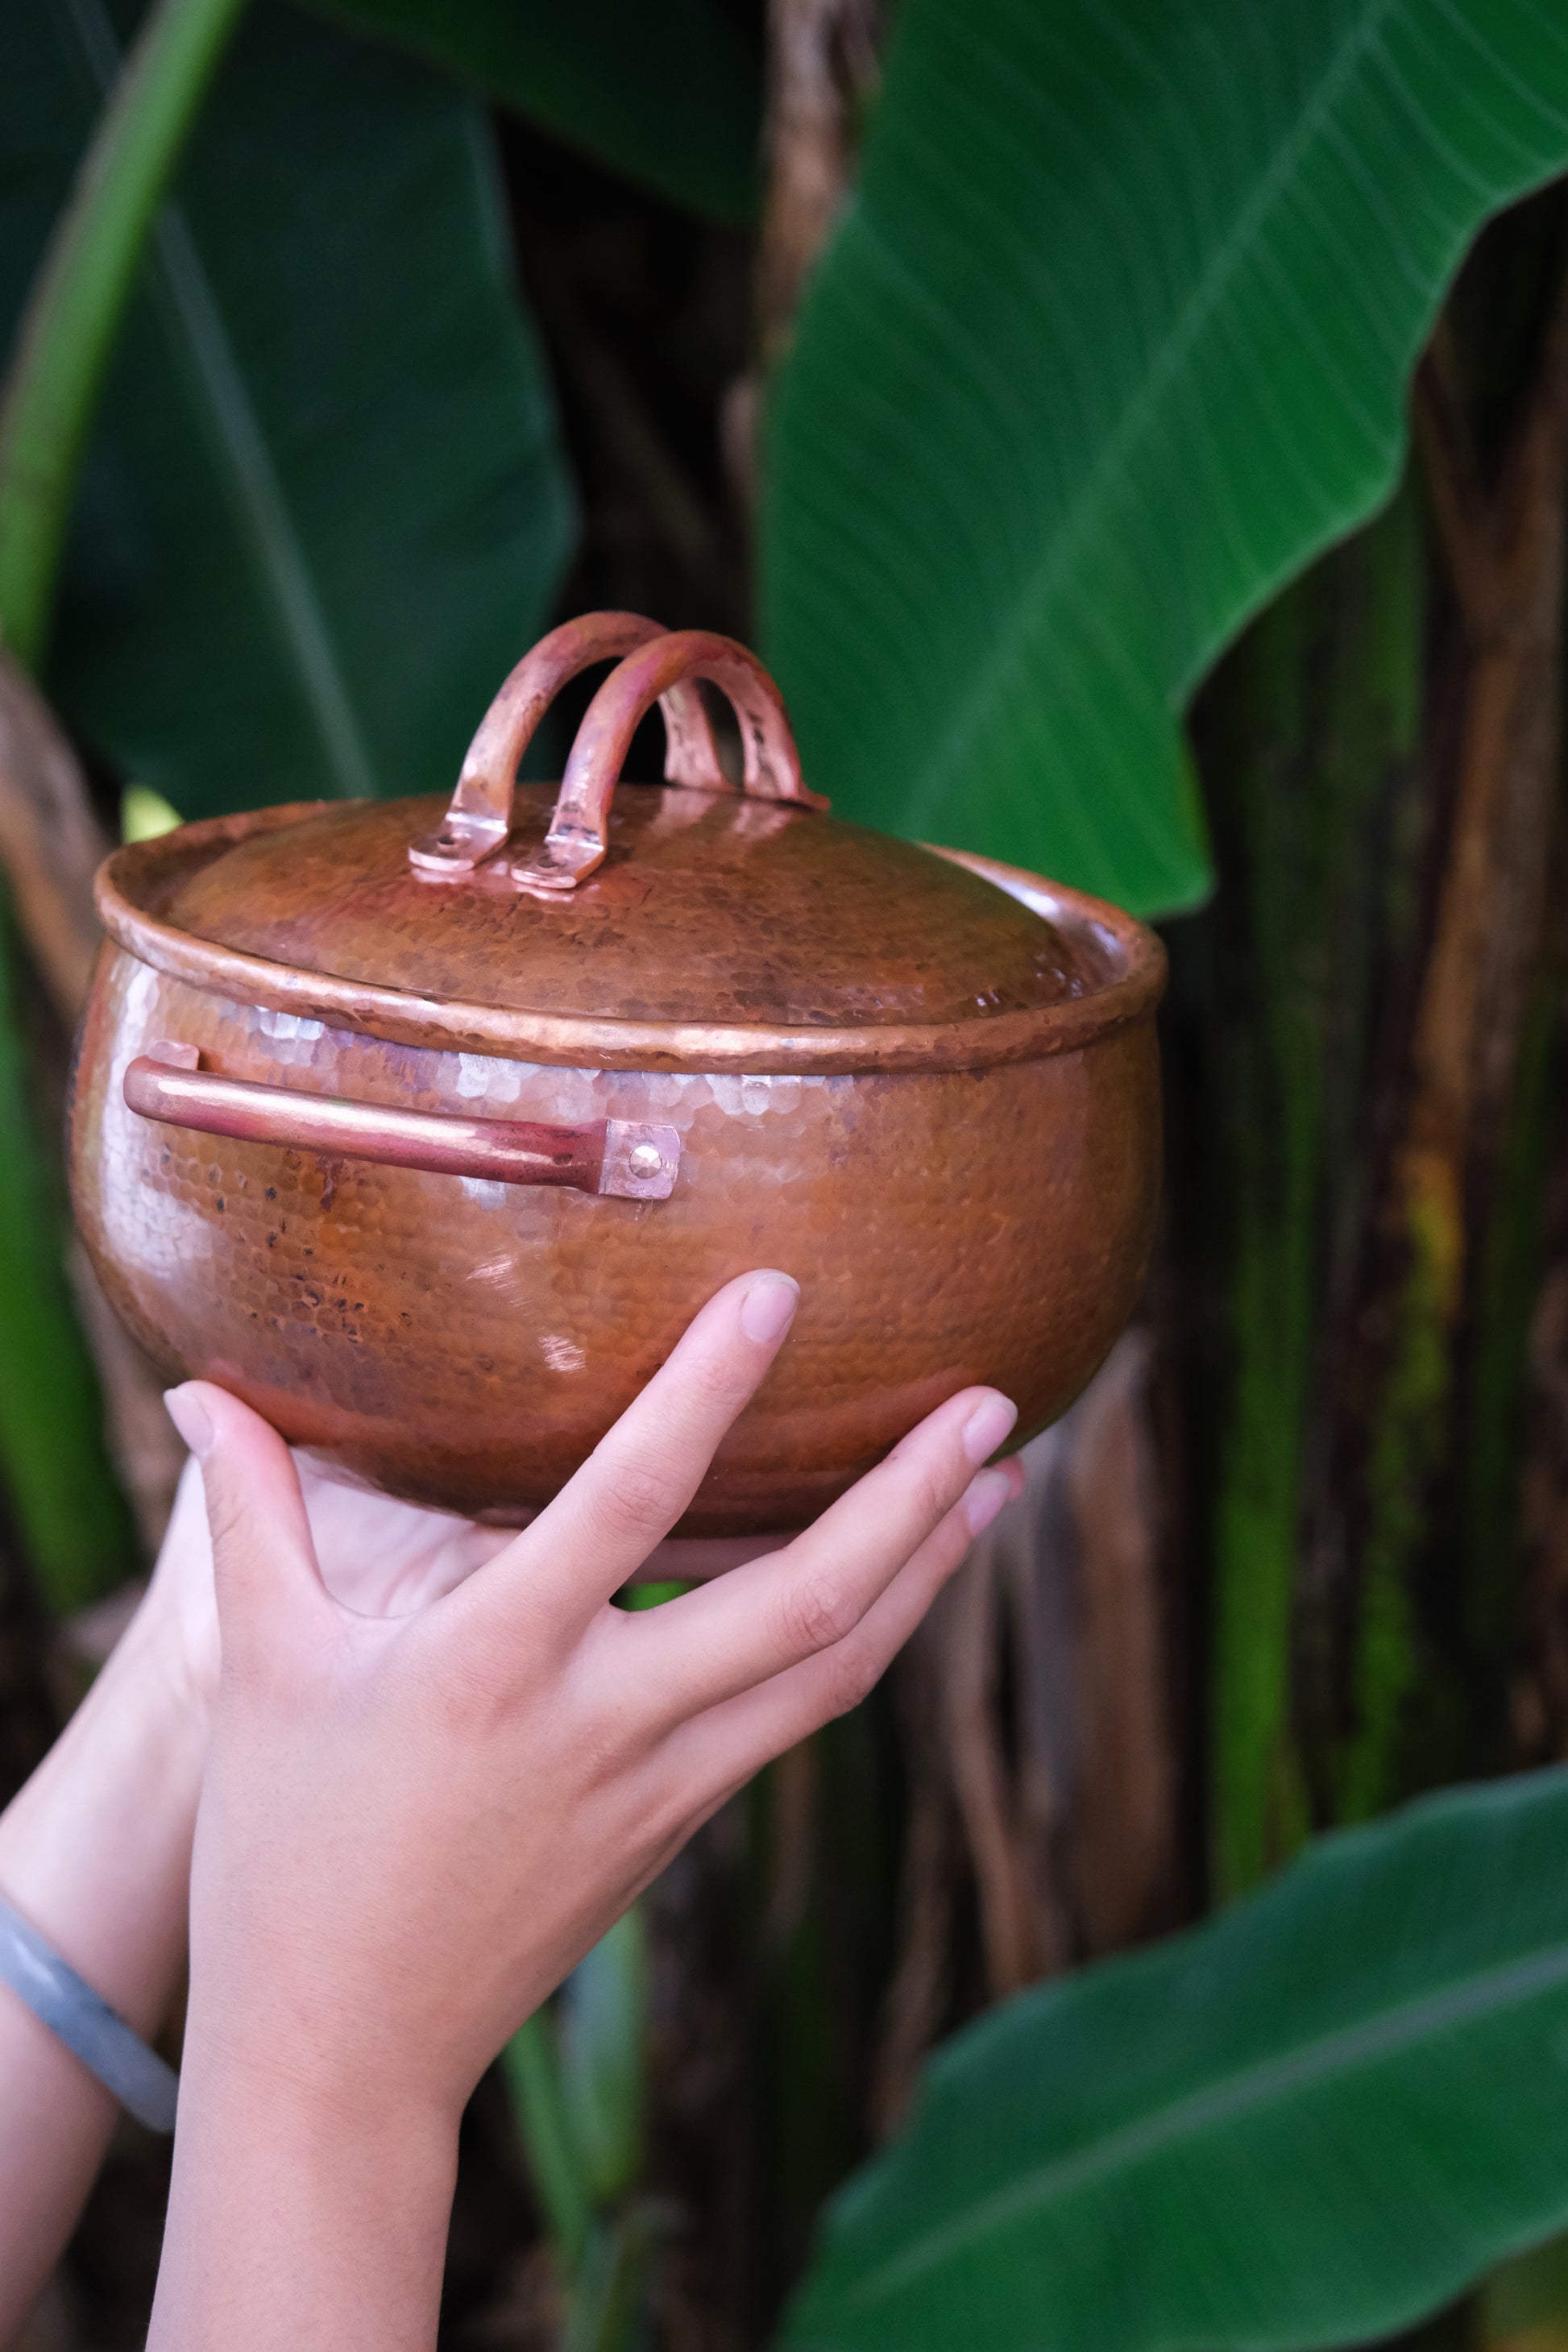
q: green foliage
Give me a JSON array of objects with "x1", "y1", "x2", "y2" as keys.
[
  {"x1": 0, "y1": 0, "x2": 246, "y2": 665},
  {"x1": 761, "y1": 0, "x2": 1568, "y2": 918},
  {"x1": 0, "y1": 0, "x2": 576, "y2": 816},
  {"x1": 0, "y1": 903, "x2": 134, "y2": 1608},
  {"x1": 556, "y1": 1906, "x2": 648, "y2": 2207},
  {"x1": 504, "y1": 1910, "x2": 652, "y2": 2352},
  {"x1": 504, "y1": 2008, "x2": 595, "y2": 2271},
  {"x1": 784, "y1": 1767, "x2": 1568, "y2": 2352},
  {"x1": 1341, "y1": 1209, "x2": 1452, "y2": 1823},
  {"x1": 301, "y1": 0, "x2": 761, "y2": 226},
  {"x1": 1461, "y1": 986, "x2": 1559, "y2": 1678},
  {"x1": 6, "y1": 7, "x2": 1568, "y2": 2345},
  {"x1": 1198, "y1": 480, "x2": 1425, "y2": 1894},
  {"x1": 560, "y1": 2208, "x2": 660, "y2": 2352}
]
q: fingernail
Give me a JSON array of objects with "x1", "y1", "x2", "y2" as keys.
[
  {"x1": 963, "y1": 1392, "x2": 1018, "y2": 1466},
  {"x1": 740, "y1": 1272, "x2": 800, "y2": 1346},
  {"x1": 964, "y1": 1466, "x2": 1014, "y2": 1538},
  {"x1": 164, "y1": 1385, "x2": 214, "y2": 1459}
]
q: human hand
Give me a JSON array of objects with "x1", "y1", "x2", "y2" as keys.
[
  {"x1": 170, "y1": 1270, "x2": 1019, "y2": 2122},
  {"x1": 0, "y1": 1406, "x2": 529, "y2": 2342},
  {"x1": 133, "y1": 1444, "x2": 519, "y2": 1727},
  {"x1": 0, "y1": 1363, "x2": 599, "y2": 2341},
  {"x1": 151, "y1": 1268, "x2": 1019, "y2": 2349}
]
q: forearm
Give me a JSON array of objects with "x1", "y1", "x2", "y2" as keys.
[
  {"x1": 150, "y1": 2037, "x2": 458, "y2": 2352},
  {"x1": 0, "y1": 1607, "x2": 205, "y2": 2339}
]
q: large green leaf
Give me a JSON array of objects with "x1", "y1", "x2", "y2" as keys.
[
  {"x1": 301, "y1": 0, "x2": 761, "y2": 226},
  {"x1": 761, "y1": 0, "x2": 1568, "y2": 917},
  {"x1": 783, "y1": 1767, "x2": 1568, "y2": 2352},
  {"x1": 1, "y1": 0, "x2": 576, "y2": 818}
]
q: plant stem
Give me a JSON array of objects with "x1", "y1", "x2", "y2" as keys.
[
  {"x1": 555, "y1": 1905, "x2": 649, "y2": 2206},
  {"x1": 502, "y1": 2007, "x2": 593, "y2": 2273},
  {"x1": 0, "y1": 0, "x2": 248, "y2": 666},
  {"x1": 561, "y1": 2208, "x2": 657, "y2": 2352}
]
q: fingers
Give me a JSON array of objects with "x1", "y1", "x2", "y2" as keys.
[
  {"x1": 630, "y1": 1529, "x2": 782, "y2": 1583},
  {"x1": 295, "y1": 1468, "x2": 512, "y2": 1618},
  {"x1": 620, "y1": 1384, "x2": 1018, "y2": 1722},
  {"x1": 147, "y1": 1450, "x2": 217, "y2": 1593},
  {"x1": 164, "y1": 1383, "x2": 331, "y2": 1660},
  {"x1": 472, "y1": 1270, "x2": 801, "y2": 1629},
  {"x1": 659, "y1": 1454, "x2": 1024, "y2": 1798}
]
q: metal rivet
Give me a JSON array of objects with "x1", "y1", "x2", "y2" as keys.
[{"x1": 628, "y1": 1143, "x2": 663, "y2": 1176}]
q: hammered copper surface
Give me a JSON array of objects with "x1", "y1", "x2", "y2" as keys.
[
  {"x1": 70, "y1": 942, "x2": 1160, "y2": 1533},
  {"x1": 97, "y1": 805, "x2": 1161, "y2": 1075},
  {"x1": 77, "y1": 616, "x2": 1165, "y2": 1537},
  {"x1": 157, "y1": 792, "x2": 1097, "y2": 1029}
]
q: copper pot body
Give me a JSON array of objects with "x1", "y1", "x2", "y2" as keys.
[{"x1": 69, "y1": 891, "x2": 1161, "y2": 1535}]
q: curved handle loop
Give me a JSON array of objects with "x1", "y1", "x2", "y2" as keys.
[
  {"x1": 409, "y1": 612, "x2": 730, "y2": 876},
  {"x1": 511, "y1": 630, "x2": 827, "y2": 895}
]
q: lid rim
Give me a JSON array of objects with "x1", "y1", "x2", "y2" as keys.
[{"x1": 95, "y1": 807, "x2": 1166, "y2": 1075}]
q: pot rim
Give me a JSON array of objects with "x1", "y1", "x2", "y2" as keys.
[{"x1": 96, "y1": 803, "x2": 1168, "y2": 1075}]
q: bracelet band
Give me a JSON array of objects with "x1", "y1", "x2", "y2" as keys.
[{"x1": 0, "y1": 1894, "x2": 179, "y2": 2133}]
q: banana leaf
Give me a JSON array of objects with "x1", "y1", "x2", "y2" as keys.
[
  {"x1": 301, "y1": 0, "x2": 761, "y2": 226},
  {"x1": 1, "y1": 0, "x2": 576, "y2": 819},
  {"x1": 761, "y1": 0, "x2": 1568, "y2": 917},
  {"x1": 784, "y1": 1767, "x2": 1568, "y2": 2352}
]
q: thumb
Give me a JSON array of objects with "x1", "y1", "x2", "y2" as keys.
[{"x1": 164, "y1": 1383, "x2": 330, "y2": 1659}]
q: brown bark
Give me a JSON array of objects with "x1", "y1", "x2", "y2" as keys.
[
  {"x1": 943, "y1": 1536, "x2": 1052, "y2": 1996},
  {"x1": 0, "y1": 653, "x2": 183, "y2": 1551},
  {"x1": 872, "y1": 1332, "x2": 1179, "y2": 2123},
  {"x1": 869, "y1": 1725, "x2": 960, "y2": 2138},
  {"x1": 0, "y1": 646, "x2": 104, "y2": 1027},
  {"x1": 1403, "y1": 282, "x2": 1568, "y2": 1321},
  {"x1": 1051, "y1": 1334, "x2": 1176, "y2": 1953},
  {"x1": 525, "y1": 253, "x2": 745, "y2": 629},
  {"x1": 754, "y1": 0, "x2": 880, "y2": 372},
  {"x1": 723, "y1": 0, "x2": 880, "y2": 508},
  {"x1": 1292, "y1": 263, "x2": 1568, "y2": 1807}
]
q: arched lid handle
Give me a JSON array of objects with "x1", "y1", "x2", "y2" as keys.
[
  {"x1": 409, "y1": 612, "x2": 730, "y2": 876},
  {"x1": 511, "y1": 629, "x2": 828, "y2": 896}
]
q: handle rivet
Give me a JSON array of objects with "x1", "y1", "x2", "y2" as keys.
[{"x1": 629, "y1": 1143, "x2": 664, "y2": 1177}]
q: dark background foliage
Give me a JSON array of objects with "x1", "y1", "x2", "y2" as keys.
[{"x1": 6, "y1": 2, "x2": 1568, "y2": 2349}]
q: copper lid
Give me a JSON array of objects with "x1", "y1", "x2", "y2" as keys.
[{"x1": 95, "y1": 618, "x2": 1164, "y2": 1075}]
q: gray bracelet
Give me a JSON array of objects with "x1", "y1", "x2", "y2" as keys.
[{"x1": 0, "y1": 1894, "x2": 179, "y2": 2133}]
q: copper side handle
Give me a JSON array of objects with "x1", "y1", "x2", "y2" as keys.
[
  {"x1": 512, "y1": 629, "x2": 828, "y2": 895},
  {"x1": 123, "y1": 1047, "x2": 680, "y2": 1201},
  {"x1": 409, "y1": 612, "x2": 729, "y2": 876}
]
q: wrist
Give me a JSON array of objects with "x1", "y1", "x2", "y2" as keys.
[
  {"x1": 0, "y1": 1609, "x2": 209, "y2": 2036},
  {"x1": 180, "y1": 1939, "x2": 470, "y2": 2147},
  {"x1": 183, "y1": 2012, "x2": 462, "y2": 2155},
  {"x1": 153, "y1": 2019, "x2": 459, "y2": 2352}
]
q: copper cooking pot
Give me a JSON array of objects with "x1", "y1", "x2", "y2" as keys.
[{"x1": 68, "y1": 615, "x2": 1165, "y2": 1536}]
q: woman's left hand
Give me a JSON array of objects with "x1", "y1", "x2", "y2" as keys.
[
  {"x1": 151, "y1": 1267, "x2": 1022, "y2": 2352},
  {"x1": 0, "y1": 1433, "x2": 518, "y2": 2344},
  {"x1": 144, "y1": 1445, "x2": 520, "y2": 1720}
]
